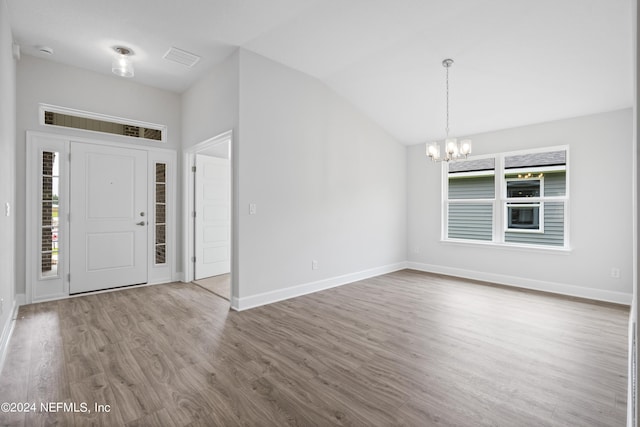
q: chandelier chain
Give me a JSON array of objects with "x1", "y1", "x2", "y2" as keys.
[{"x1": 445, "y1": 63, "x2": 450, "y2": 137}]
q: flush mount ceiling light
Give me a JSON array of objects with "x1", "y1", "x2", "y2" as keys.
[
  {"x1": 426, "y1": 59, "x2": 472, "y2": 162},
  {"x1": 112, "y1": 46, "x2": 134, "y2": 78}
]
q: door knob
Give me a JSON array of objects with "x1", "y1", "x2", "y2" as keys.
[{"x1": 136, "y1": 221, "x2": 146, "y2": 226}]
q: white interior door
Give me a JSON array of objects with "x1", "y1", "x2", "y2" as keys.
[
  {"x1": 195, "y1": 154, "x2": 230, "y2": 279},
  {"x1": 70, "y1": 142, "x2": 148, "y2": 293}
]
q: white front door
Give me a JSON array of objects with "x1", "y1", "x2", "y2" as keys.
[
  {"x1": 195, "y1": 154, "x2": 230, "y2": 280},
  {"x1": 69, "y1": 142, "x2": 148, "y2": 293}
]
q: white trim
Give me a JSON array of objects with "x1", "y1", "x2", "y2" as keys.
[
  {"x1": 232, "y1": 262, "x2": 408, "y2": 311},
  {"x1": 147, "y1": 151, "x2": 177, "y2": 285},
  {"x1": 506, "y1": 165, "x2": 566, "y2": 174},
  {"x1": 39, "y1": 103, "x2": 168, "y2": 143},
  {"x1": 440, "y1": 238, "x2": 572, "y2": 253},
  {"x1": 26, "y1": 131, "x2": 177, "y2": 304},
  {"x1": 0, "y1": 296, "x2": 22, "y2": 377},
  {"x1": 444, "y1": 145, "x2": 569, "y2": 248},
  {"x1": 407, "y1": 261, "x2": 631, "y2": 305},
  {"x1": 449, "y1": 170, "x2": 495, "y2": 178},
  {"x1": 23, "y1": 283, "x2": 164, "y2": 304}
]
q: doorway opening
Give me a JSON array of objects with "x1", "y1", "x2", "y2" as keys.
[{"x1": 183, "y1": 131, "x2": 235, "y2": 306}]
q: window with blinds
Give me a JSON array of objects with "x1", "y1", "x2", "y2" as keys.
[{"x1": 445, "y1": 148, "x2": 568, "y2": 249}]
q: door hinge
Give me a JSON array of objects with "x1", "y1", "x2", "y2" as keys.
[
  {"x1": 67, "y1": 213, "x2": 70, "y2": 222},
  {"x1": 191, "y1": 257, "x2": 196, "y2": 263},
  {"x1": 67, "y1": 273, "x2": 70, "y2": 282},
  {"x1": 192, "y1": 166, "x2": 196, "y2": 172},
  {"x1": 192, "y1": 211, "x2": 196, "y2": 218},
  {"x1": 68, "y1": 153, "x2": 71, "y2": 161}
]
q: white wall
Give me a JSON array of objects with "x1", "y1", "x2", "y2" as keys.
[
  {"x1": 236, "y1": 50, "x2": 407, "y2": 305},
  {"x1": 181, "y1": 51, "x2": 239, "y2": 150},
  {"x1": 181, "y1": 51, "x2": 239, "y2": 290},
  {"x1": 631, "y1": 1, "x2": 639, "y2": 425},
  {"x1": 15, "y1": 55, "x2": 181, "y2": 295},
  {"x1": 408, "y1": 109, "x2": 634, "y2": 303},
  {"x1": 0, "y1": 0, "x2": 16, "y2": 354}
]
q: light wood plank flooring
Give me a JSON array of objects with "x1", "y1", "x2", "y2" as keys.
[
  {"x1": 193, "y1": 274, "x2": 230, "y2": 301},
  {"x1": 0, "y1": 270, "x2": 629, "y2": 426}
]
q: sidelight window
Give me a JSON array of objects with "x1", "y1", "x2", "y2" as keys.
[
  {"x1": 155, "y1": 163, "x2": 167, "y2": 265},
  {"x1": 41, "y1": 151, "x2": 60, "y2": 278}
]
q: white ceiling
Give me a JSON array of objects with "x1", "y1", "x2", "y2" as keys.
[{"x1": 7, "y1": 0, "x2": 633, "y2": 145}]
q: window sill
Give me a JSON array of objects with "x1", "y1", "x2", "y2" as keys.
[{"x1": 440, "y1": 238, "x2": 572, "y2": 255}]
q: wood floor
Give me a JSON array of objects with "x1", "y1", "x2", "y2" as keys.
[
  {"x1": 0, "y1": 270, "x2": 629, "y2": 426},
  {"x1": 193, "y1": 274, "x2": 230, "y2": 301}
]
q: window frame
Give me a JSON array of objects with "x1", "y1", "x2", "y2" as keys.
[{"x1": 442, "y1": 145, "x2": 570, "y2": 250}]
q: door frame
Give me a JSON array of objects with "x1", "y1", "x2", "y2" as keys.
[
  {"x1": 183, "y1": 130, "x2": 236, "y2": 306},
  {"x1": 26, "y1": 131, "x2": 177, "y2": 304}
]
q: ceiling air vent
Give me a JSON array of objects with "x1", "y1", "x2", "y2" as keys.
[{"x1": 163, "y1": 47, "x2": 201, "y2": 67}]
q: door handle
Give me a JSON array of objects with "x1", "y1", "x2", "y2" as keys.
[{"x1": 136, "y1": 221, "x2": 146, "y2": 226}]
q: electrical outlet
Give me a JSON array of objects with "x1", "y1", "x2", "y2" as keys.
[
  {"x1": 312, "y1": 260, "x2": 319, "y2": 270},
  {"x1": 0, "y1": 298, "x2": 3, "y2": 314},
  {"x1": 611, "y1": 268, "x2": 620, "y2": 279},
  {"x1": 249, "y1": 203, "x2": 257, "y2": 215}
]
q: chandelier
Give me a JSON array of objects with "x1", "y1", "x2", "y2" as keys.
[{"x1": 426, "y1": 59, "x2": 471, "y2": 162}]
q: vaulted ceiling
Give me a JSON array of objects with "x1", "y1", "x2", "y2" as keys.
[{"x1": 6, "y1": 0, "x2": 633, "y2": 144}]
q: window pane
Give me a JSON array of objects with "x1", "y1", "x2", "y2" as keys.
[
  {"x1": 156, "y1": 183, "x2": 166, "y2": 204},
  {"x1": 505, "y1": 202, "x2": 564, "y2": 246},
  {"x1": 507, "y1": 180, "x2": 540, "y2": 198},
  {"x1": 448, "y1": 203, "x2": 493, "y2": 241},
  {"x1": 155, "y1": 244, "x2": 166, "y2": 264},
  {"x1": 155, "y1": 162, "x2": 167, "y2": 265},
  {"x1": 507, "y1": 204, "x2": 540, "y2": 229},
  {"x1": 156, "y1": 224, "x2": 166, "y2": 244},
  {"x1": 41, "y1": 151, "x2": 60, "y2": 278},
  {"x1": 449, "y1": 176, "x2": 495, "y2": 199},
  {"x1": 543, "y1": 171, "x2": 566, "y2": 197},
  {"x1": 505, "y1": 150, "x2": 566, "y2": 169},
  {"x1": 156, "y1": 163, "x2": 166, "y2": 183}
]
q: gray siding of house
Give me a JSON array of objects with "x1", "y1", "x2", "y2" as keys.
[
  {"x1": 505, "y1": 202, "x2": 565, "y2": 246},
  {"x1": 448, "y1": 176, "x2": 495, "y2": 199},
  {"x1": 448, "y1": 171, "x2": 565, "y2": 246},
  {"x1": 448, "y1": 204, "x2": 493, "y2": 241},
  {"x1": 448, "y1": 175, "x2": 494, "y2": 240},
  {"x1": 543, "y1": 172, "x2": 565, "y2": 196}
]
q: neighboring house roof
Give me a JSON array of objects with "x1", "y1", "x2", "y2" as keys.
[{"x1": 449, "y1": 150, "x2": 566, "y2": 173}]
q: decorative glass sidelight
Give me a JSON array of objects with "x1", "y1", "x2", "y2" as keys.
[
  {"x1": 41, "y1": 151, "x2": 60, "y2": 277},
  {"x1": 155, "y1": 163, "x2": 167, "y2": 265}
]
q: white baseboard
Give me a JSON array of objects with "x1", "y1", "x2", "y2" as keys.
[
  {"x1": 407, "y1": 262, "x2": 632, "y2": 305},
  {"x1": 0, "y1": 297, "x2": 21, "y2": 376},
  {"x1": 15, "y1": 293, "x2": 25, "y2": 306},
  {"x1": 233, "y1": 262, "x2": 408, "y2": 311}
]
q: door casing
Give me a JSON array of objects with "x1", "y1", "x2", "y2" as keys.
[
  {"x1": 26, "y1": 131, "x2": 177, "y2": 303},
  {"x1": 183, "y1": 130, "x2": 237, "y2": 308}
]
